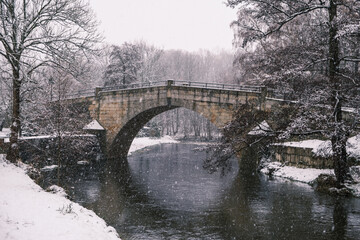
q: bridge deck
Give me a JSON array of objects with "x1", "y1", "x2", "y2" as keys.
[{"x1": 65, "y1": 80, "x2": 264, "y2": 99}]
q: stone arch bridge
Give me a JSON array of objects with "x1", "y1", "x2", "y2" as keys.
[{"x1": 69, "y1": 80, "x2": 283, "y2": 158}]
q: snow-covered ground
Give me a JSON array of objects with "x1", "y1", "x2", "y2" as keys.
[
  {"x1": 0, "y1": 155, "x2": 121, "y2": 240},
  {"x1": 260, "y1": 161, "x2": 334, "y2": 184},
  {"x1": 128, "y1": 135, "x2": 178, "y2": 155}
]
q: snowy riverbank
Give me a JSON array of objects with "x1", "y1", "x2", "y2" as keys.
[
  {"x1": 260, "y1": 159, "x2": 360, "y2": 197},
  {"x1": 0, "y1": 154, "x2": 121, "y2": 240},
  {"x1": 263, "y1": 135, "x2": 360, "y2": 196},
  {"x1": 128, "y1": 135, "x2": 179, "y2": 155},
  {"x1": 260, "y1": 160, "x2": 334, "y2": 183}
]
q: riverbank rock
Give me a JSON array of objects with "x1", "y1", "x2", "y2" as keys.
[
  {"x1": 315, "y1": 174, "x2": 352, "y2": 196},
  {"x1": 46, "y1": 185, "x2": 69, "y2": 198},
  {"x1": 350, "y1": 166, "x2": 360, "y2": 182}
]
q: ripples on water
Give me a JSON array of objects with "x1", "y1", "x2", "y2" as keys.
[{"x1": 71, "y1": 143, "x2": 360, "y2": 240}]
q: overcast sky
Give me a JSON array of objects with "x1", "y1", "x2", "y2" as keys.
[{"x1": 88, "y1": 0, "x2": 237, "y2": 52}]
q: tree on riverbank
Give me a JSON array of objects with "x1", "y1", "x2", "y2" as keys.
[
  {"x1": 19, "y1": 69, "x2": 99, "y2": 185},
  {"x1": 0, "y1": 0, "x2": 101, "y2": 163},
  {"x1": 227, "y1": 0, "x2": 360, "y2": 185}
]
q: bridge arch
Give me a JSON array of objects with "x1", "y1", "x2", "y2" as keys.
[
  {"x1": 110, "y1": 105, "x2": 176, "y2": 158},
  {"x1": 109, "y1": 104, "x2": 228, "y2": 158}
]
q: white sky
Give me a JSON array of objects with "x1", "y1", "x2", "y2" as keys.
[{"x1": 88, "y1": 0, "x2": 237, "y2": 52}]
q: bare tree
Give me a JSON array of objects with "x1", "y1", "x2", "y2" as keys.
[
  {"x1": 20, "y1": 67, "x2": 97, "y2": 185},
  {"x1": 0, "y1": 0, "x2": 100, "y2": 162},
  {"x1": 137, "y1": 41, "x2": 164, "y2": 83},
  {"x1": 159, "y1": 49, "x2": 235, "y2": 83}
]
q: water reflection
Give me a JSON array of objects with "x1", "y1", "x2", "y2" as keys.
[
  {"x1": 70, "y1": 143, "x2": 360, "y2": 240},
  {"x1": 333, "y1": 199, "x2": 347, "y2": 239}
]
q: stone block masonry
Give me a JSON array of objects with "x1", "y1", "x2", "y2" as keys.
[{"x1": 271, "y1": 145, "x2": 333, "y2": 169}]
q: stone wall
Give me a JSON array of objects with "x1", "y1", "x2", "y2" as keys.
[{"x1": 270, "y1": 145, "x2": 333, "y2": 169}]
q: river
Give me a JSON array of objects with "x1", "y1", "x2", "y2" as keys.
[{"x1": 70, "y1": 143, "x2": 360, "y2": 240}]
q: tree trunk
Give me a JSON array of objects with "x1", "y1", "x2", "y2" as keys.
[
  {"x1": 355, "y1": 37, "x2": 359, "y2": 75},
  {"x1": 331, "y1": 133, "x2": 350, "y2": 185},
  {"x1": 171, "y1": 111, "x2": 177, "y2": 135},
  {"x1": 122, "y1": 65, "x2": 126, "y2": 85},
  {"x1": 6, "y1": 72, "x2": 21, "y2": 163},
  {"x1": 174, "y1": 108, "x2": 179, "y2": 135},
  {"x1": 328, "y1": 0, "x2": 351, "y2": 185},
  {"x1": 57, "y1": 135, "x2": 62, "y2": 186},
  {"x1": 183, "y1": 111, "x2": 189, "y2": 138},
  {"x1": 207, "y1": 120, "x2": 212, "y2": 140},
  {"x1": 56, "y1": 90, "x2": 63, "y2": 186}
]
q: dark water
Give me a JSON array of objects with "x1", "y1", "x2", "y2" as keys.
[{"x1": 72, "y1": 143, "x2": 360, "y2": 240}]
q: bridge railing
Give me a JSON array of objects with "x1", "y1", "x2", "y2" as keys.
[
  {"x1": 64, "y1": 79, "x2": 265, "y2": 99},
  {"x1": 64, "y1": 88, "x2": 96, "y2": 99},
  {"x1": 266, "y1": 88, "x2": 306, "y2": 101},
  {"x1": 171, "y1": 80, "x2": 263, "y2": 93},
  {"x1": 99, "y1": 80, "x2": 168, "y2": 93}
]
